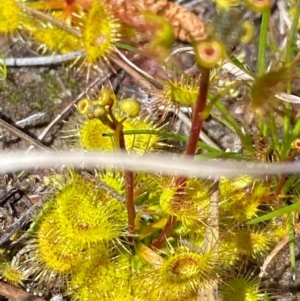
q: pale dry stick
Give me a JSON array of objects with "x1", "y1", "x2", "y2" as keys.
[
  {"x1": 199, "y1": 177, "x2": 220, "y2": 301},
  {"x1": 163, "y1": 46, "x2": 195, "y2": 76},
  {"x1": 221, "y1": 61, "x2": 254, "y2": 81},
  {"x1": 167, "y1": 107, "x2": 222, "y2": 150},
  {"x1": 2, "y1": 151, "x2": 300, "y2": 178},
  {"x1": 275, "y1": 92, "x2": 300, "y2": 104},
  {"x1": 0, "y1": 118, "x2": 50, "y2": 151},
  {"x1": 110, "y1": 52, "x2": 159, "y2": 92},
  {"x1": 113, "y1": 46, "x2": 157, "y2": 83},
  {"x1": 277, "y1": 0, "x2": 292, "y2": 34},
  {"x1": 259, "y1": 235, "x2": 290, "y2": 278},
  {"x1": 15, "y1": 112, "x2": 48, "y2": 128},
  {"x1": 277, "y1": 0, "x2": 291, "y2": 35},
  {"x1": 0, "y1": 51, "x2": 85, "y2": 67},
  {"x1": 0, "y1": 281, "x2": 46, "y2": 301},
  {"x1": 203, "y1": 178, "x2": 220, "y2": 253}
]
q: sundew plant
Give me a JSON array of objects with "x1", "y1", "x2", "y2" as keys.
[{"x1": 0, "y1": 0, "x2": 300, "y2": 300}]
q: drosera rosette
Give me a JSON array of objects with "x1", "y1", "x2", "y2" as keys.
[
  {"x1": 132, "y1": 245, "x2": 219, "y2": 301},
  {"x1": 161, "y1": 75, "x2": 199, "y2": 108},
  {"x1": 83, "y1": 0, "x2": 121, "y2": 63},
  {"x1": 97, "y1": 169, "x2": 125, "y2": 195},
  {"x1": 1, "y1": 262, "x2": 25, "y2": 287},
  {"x1": 79, "y1": 117, "x2": 115, "y2": 151},
  {"x1": 121, "y1": 112, "x2": 163, "y2": 154},
  {"x1": 34, "y1": 210, "x2": 90, "y2": 273},
  {"x1": 158, "y1": 176, "x2": 211, "y2": 235},
  {"x1": 78, "y1": 110, "x2": 162, "y2": 153},
  {"x1": 219, "y1": 269, "x2": 266, "y2": 301},
  {"x1": 219, "y1": 175, "x2": 270, "y2": 223},
  {"x1": 221, "y1": 226, "x2": 274, "y2": 261},
  {"x1": 19, "y1": 193, "x2": 116, "y2": 292},
  {"x1": 27, "y1": 203, "x2": 107, "y2": 276},
  {"x1": 25, "y1": 0, "x2": 121, "y2": 61},
  {"x1": 25, "y1": 20, "x2": 83, "y2": 54},
  {"x1": 54, "y1": 172, "x2": 128, "y2": 246},
  {"x1": 70, "y1": 252, "x2": 132, "y2": 301},
  {"x1": 76, "y1": 88, "x2": 163, "y2": 154},
  {"x1": 0, "y1": 0, "x2": 25, "y2": 33}
]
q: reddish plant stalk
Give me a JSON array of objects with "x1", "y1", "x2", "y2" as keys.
[
  {"x1": 116, "y1": 122, "x2": 136, "y2": 234},
  {"x1": 151, "y1": 67, "x2": 210, "y2": 249}
]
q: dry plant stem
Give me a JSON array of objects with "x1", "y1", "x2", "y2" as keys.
[
  {"x1": 151, "y1": 67, "x2": 210, "y2": 249},
  {"x1": 113, "y1": 47, "x2": 156, "y2": 83},
  {"x1": 0, "y1": 281, "x2": 46, "y2": 301},
  {"x1": 204, "y1": 177, "x2": 220, "y2": 253},
  {"x1": 0, "y1": 118, "x2": 49, "y2": 151},
  {"x1": 111, "y1": 53, "x2": 158, "y2": 91},
  {"x1": 199, "y1": 177, "x2": 219, "y2": 301},
  {"x1": 0, "y1": 197, "x2": 45, "y2": 246},
  {"x1": 259, "y1": 235, "x2": 290, "y2": 278},
  {"x1": 125, "y1": 170, "x2": 135, "y2": 234}
]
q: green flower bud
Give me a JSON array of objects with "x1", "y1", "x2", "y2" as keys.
[
  {"x1": 93, "y1": 105, "x2": 108, "y2": 119},
  {"x1": 119, "y1": 99, "x2": 140, "y2": 118},
  {"x1": 77, "y1": 99, "x2": 92, "y2": 115},
  {"x1": 243, "y1": 0, "x2": 271, "y2": 13},
  {"x1": 98, "y1": 87, "x2": 112, "y2": 106},
  {"x1": 194, "y1": 39, "x2": 226, "y2": 68}
]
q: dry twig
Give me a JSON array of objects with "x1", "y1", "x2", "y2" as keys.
[{"x1": 0, "y1": 280, "x2": 46, "y2": 301}]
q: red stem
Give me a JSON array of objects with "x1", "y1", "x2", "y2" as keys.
[
  {"x1": 185, "y1": 67, "x2": 210, "y2": 156},
  {"x1": 117, "y1": 122, "x2": 136, "y2": 234},
  {"x1": 151, "y1": 67, "x2": 210, "y2": 249},
  {"x1": 125, "y1": 170, "x2": 135, "y2": 233}
]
